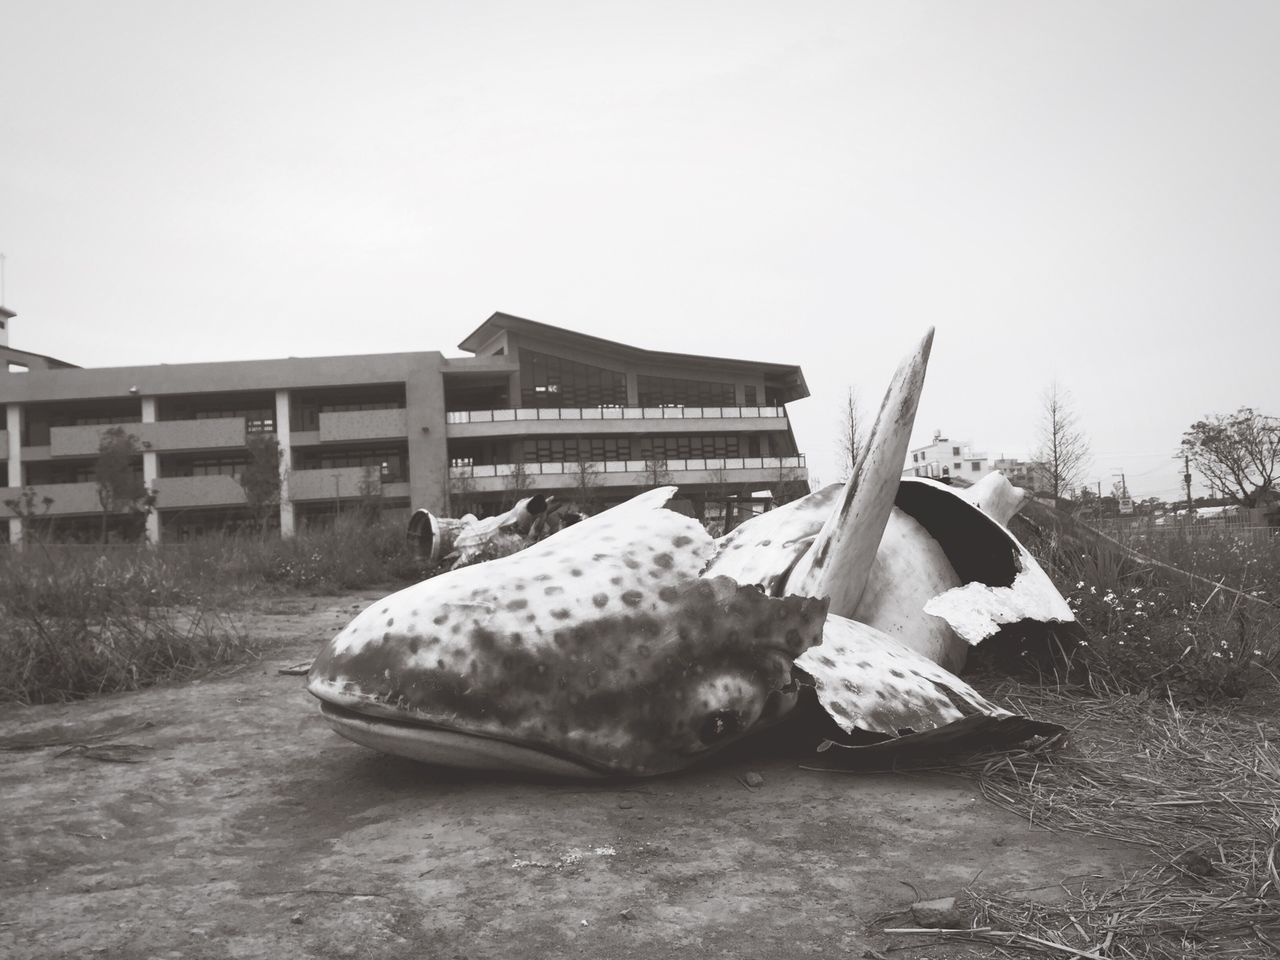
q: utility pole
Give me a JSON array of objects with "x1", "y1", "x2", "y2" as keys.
[{"x1": 1180, "y1": 453, "x2": 1193, "y2": 511}]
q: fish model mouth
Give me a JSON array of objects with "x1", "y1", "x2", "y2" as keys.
[{"x1": 315, "y1": 700, "x2": 610, "y2": 779}]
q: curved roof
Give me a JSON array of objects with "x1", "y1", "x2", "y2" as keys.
[{"x1": 458, "y1": 312, "x2": 809, "y2": 402}]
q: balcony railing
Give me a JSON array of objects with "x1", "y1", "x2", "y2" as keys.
[
  {"x1": 446, "y1": 405, "x2": 787, "y2": 425},
  {"x1": 450, "y1": 455, "x2": 806, "y2": 479}
]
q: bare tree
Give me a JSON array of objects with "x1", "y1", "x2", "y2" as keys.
[
  {"x1": 356, "y1": 465, "x2": 383, "y2": 521},
  {"x1": 3, "y1": 486, "x2": 56, "y2": 544},
  {"x1": 836, "y1": 386, "x2": 865, "y2": 481},
  {"x1": 1035, "y1": 381, "x2": 1090, "y2": 500},
  {"x1": 572, "y1": 455, "x2": 601, "y2": 513},
  {"x1": 772, "y1": 461, "x2": 809, "y2": 506},
  {"x1": 449, "y1": 470, "x2": 477, "y2": 518},
  {"x1": 505, "y1": 460, "x2": 533, "y2": 509},
  {"x1": 1181, "y1": 407, "x2": 1280, "y2": 508},
  {"x1": 643, "y1": 457, "x2": 673, "y2": 488}
]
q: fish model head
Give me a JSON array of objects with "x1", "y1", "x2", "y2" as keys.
[{"x1": 308, "y1": 488, "x2": 828, "y2": 777}]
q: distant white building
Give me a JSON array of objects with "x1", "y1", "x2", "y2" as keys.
[
  {"x1": 903, "y1": 431, "x2": 1048, "y2": 492},
  {"x1": 903, "y1": 431, "x2": 990, "y2": 480}
]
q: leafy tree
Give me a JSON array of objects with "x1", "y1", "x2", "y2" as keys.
[
  {"x1": 239, "y1": 433, "x2": 284, "y2": 533},
  {"x1": 836, "y1": 386, "x2": 864, "y2": 481},
  {"x1": 1035, "y1": 381, "x2": 1091, "y2": 500},
  {"x1": 94, "y1": 426, "x2": 156, "y2": 543},
  {"x1": 1181, "y1": 407, "x2": 1280, "y2": 508}
]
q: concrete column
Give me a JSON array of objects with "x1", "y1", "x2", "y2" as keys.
[
  {"x1": 625, "y1": 372, "x2": 639, "y2": 406},
  {"x1": 7, "y1": 403, "x2": 22, "y2": 544},
  {"x1": 275, "y1": 390, "x2": 294, "y2": 537},
  {"x1": 406, "y1": 365, "x2": 449, "y2": 515},
  {"x1": 140, "y1": 397, "x2": 160, "y2": 544}
]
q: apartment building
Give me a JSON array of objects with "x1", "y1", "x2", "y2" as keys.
[
  {"x1": 903, "y1": 431, "x2": 991, "y2": 481},
  {"x1": 901, "y1": 428, "x2": 1049, "y2": 494},
  {"x1": 0, "y1": 311, "x2": 809, "y2": 543}
]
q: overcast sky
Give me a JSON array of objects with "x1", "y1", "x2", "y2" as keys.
[{"x1": 2, "y1": 1, "x2": 1276, "y2": 500}]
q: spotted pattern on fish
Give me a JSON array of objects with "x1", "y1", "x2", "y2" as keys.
[
  {"x1": 311, "y1": 576, "x2": 826, "y2": 775},
  {"x1": 703, "y1": 483, "x2": 842, "y2": 595},
  {"x1": 309, "y1": 487, "x2": 829, "y2": 775}
]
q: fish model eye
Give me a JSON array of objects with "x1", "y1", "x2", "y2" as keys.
[{"x1": 698, "y1": 710, "x2": 743, "y2": 745}]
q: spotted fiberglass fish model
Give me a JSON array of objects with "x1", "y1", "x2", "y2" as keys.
[{"x1": 307, "y1": 330, "x2": 1074, "y2": 777}]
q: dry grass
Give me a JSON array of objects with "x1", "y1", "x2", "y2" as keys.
[
  {"x1": 0, "y1": 552, "x2": 252, "y2": 705},
  {"x1": 0, "y1": 514, "x2": 429, "y2": 704},
  {"x1": 902, "y1": 684, "x2": 1280, "y2": 958}
]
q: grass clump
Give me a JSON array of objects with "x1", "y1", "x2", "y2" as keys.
[
  {"x1": 0, "y1": 549, "x2": 248, "y2": 705},
  {"x1": 175, "y1": 513, "x2": 428, "y2": 594}
]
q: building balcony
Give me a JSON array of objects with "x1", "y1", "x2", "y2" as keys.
[
  {"x1": 48, "y1": 418, "x2": 250, "y2": 458},
  {"x1": 153, "y1": 475, "x2": 247, "y2": 510},
  {"x1": 448, "y1": 456, "x2": 807, "y2": 494},
  {"x1": 0, "y1": 481, "x2": 102, "y2": 517},
  {"x1": 318, "y1": 408, "x2": 408, "y2": 443},
  {"x1": 289, "y1": 466, "x2": 383, "y2": 501},
  {"x1": 445, "y1": 405, "x2": 790, "y2": 439}
]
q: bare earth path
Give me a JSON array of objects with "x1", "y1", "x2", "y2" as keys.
[{"x1": 1, "y1": 593, "x2": 1147, "y2": 959}]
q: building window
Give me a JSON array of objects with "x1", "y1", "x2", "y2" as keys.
[
  {"x1": 190, "y1": 407, "x2": 275, "y2": 432},
  {"x1": 744, "y1": 385, "x2": 757, "y2": 405},
  {"x1": 637, "y1": 374, "x2": 735, "y2": 407},
  {"x1": 290, "y1": 390, "x2": 405, "y2": 431},
  {"x1": 971, "y1": 462, "x2": 982, "y2": 471},
  {"x1": 294, "y1": 447, "x2": 408, "y2": 482},
  {"x1": 521, "y1": 434, "x2": 742, "y2": 463},
  {"x1": 942, "y1": 466, "x2": 950, "y2": 476},
  {"x1": 520, "y1": 350, "x2": 627, "y2": 408},
  {"x1": 952, "y1": 446, "x2": 960, "y2": 456}
]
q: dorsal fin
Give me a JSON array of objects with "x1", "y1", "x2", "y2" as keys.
[{"x1": 786, "y1": 329, "x2": 933, "y2": 616}]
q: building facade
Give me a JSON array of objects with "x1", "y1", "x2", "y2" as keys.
[{"x1": 0, "y1": 312, "x2": 809, "y2": 543}]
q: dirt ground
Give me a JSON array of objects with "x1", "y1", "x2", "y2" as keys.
[{"x1": 1, "y1": 593, "x2": 1148, "y2": 960}]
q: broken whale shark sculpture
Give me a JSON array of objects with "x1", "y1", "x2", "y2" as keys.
[
  {"x1": 406, "y1": 494, "x2": 586, "y2": 570},
  {"x1": 307, "y1": 329, "x2": 1073, "y2": 776}
]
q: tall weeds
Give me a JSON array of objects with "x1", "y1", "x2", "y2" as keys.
[
  {"x1": 0, "y1": 514, "x2": 429, "y2": 704},
  {"x1": 1033, "y1": 525, "x2": 1280, "y2": 703}
]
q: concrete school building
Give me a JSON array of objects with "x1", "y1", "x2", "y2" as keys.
[{"x1": 0, "y1": 310, "x2": 810, "y2": 543}]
